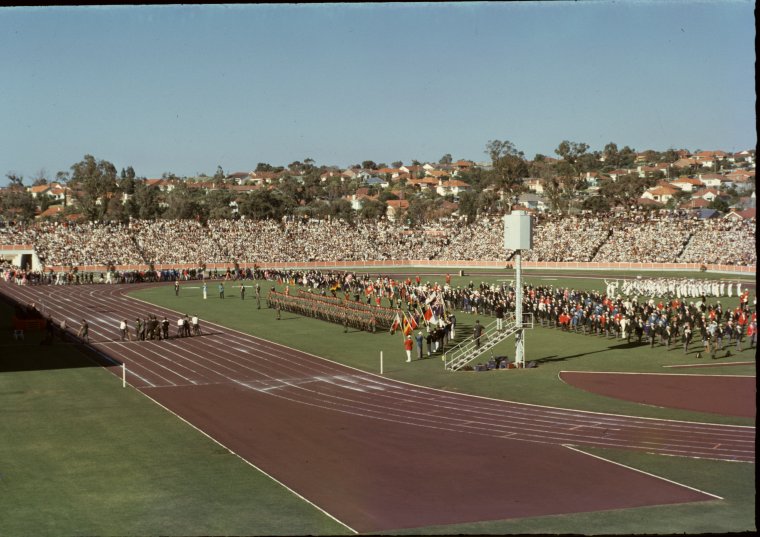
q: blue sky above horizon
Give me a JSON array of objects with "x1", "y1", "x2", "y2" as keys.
[{"x1": 0, "y1": 2, "x2": 755, "y2": 184}]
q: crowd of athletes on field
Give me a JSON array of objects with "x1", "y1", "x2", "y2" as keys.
[{"x1": 0, "y1": 209, "x2": 755, "y2": 269}]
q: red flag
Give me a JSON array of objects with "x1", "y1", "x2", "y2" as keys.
[
  {"x1": 423, "y1": 306, "x2": 433, "y2": 322},
  {"x1": 390, "y1": 313, "x2": 401, "y2": 333},
  {"x1": 409, "y1": 314, "x2": 418, "y2": 330}
]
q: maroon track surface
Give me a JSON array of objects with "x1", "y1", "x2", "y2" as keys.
[
  {"x1": 2, "y1": 281, "x2": 755, "y2": 533},
  {"x1": 560, "y1": 372, "x2": 756, "y2": 419}
]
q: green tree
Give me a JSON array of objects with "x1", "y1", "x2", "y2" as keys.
[
  {"x1": 69, "y1": 155, "x2": 119, "y2": 221},
  {"x1": 603, "y1": 142, "x2": 620, "y2": 168},
  {"x1": 709, "y1": 197, "x2": 730, "y2": 213},
  {"x1": 439, "y1": 153, "x2": 453, "y2": 165},
  {"x1": 484, "y1": 139, "x2": 528, "y2": 198},
  {"x1": 457, "y1": 190, "x2": 479, "y2": 224},
  {"x1": 205, "y1": 189, "x2": 233, "y2": 219},
  {"x1": 126, "y1": 182, "x2": 162, "y2": 220},
  {"x1": 358, "y1": 198, "x2": 387, "y2": 221},
  {"x1": 239, "y1": 189, "x2": 292, "y2": 220},
  {"x1": 328, "y1": 198, "x2": 354, "y2": 222},
  {"x1": 31, "y1": 169, "x2": 48, "y2": 186},
  {"x1": 581, "y1": 194, "x2": 611, "y2": 212},
  {"x1": 163, "y1": 182, "x2": 206, "y2": 221},
  {"x1": 5, "y1": 172, "x2": 24, "y2": 187}
]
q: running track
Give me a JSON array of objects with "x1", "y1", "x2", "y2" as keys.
[{"x1": 2, "y1": 281, "x2": 755, "y2": 533}]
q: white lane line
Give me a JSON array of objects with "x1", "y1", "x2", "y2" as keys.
[{"x1": 561, "y1": 444, "x2": 724, "y2": 500}]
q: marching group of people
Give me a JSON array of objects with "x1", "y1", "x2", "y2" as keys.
[{"x1": 610, "y1": 277, "x2": 746, "y2": 299}]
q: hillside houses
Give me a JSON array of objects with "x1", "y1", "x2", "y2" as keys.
[{"x1": 1, "y1": 146, "x2": 754, "y2": 225}]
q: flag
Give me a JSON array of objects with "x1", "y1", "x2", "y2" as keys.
[
  {"x1": 403, "y1": 319, "x2": 412, "y2": 337},
  {"x1": 409, "y1": 314, "x2": 418, "y2": 330},
  {"x1": 366, "y1": 283, "x2": 375, "y2": 296},
  {"x1": 402, "y1": 312, "x2": 413, "y2": 337},
  {"x1": 423, "y1": 306, "x2": 433, "y2": 322},
  {"x1": 390, "y1": 312, "x2": 401, "y2": 334}
]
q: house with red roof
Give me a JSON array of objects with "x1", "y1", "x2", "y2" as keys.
[
  {"x1": 669, "y1": 177, "x2": 704, "y2": 192},
  {"x1": 641, "y1": 184, "x2": 678, "y2": 204},
  {"x1": 436, "y1": 179, "x2": 471, "y2": 198},
  {"x1": 692, "y1": 188, "x2": 721, "y2": 202},
  {"x1": 385, "y1": 199, "x2": 409, "y2": 222}
]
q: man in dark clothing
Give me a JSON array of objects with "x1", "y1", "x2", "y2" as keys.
[
  {"x1": 473, "y1": 320, "x2": 483, "y2": 348},
  {"x1": 161, "y1": 317, "x2": 170, "y2": 340},
  {"x1": 495, "y1": 303, "x2": 505, "y2": 331}
]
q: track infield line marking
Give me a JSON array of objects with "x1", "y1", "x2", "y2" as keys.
[
  {"x1": 560, "y1": 370, "x2": 755, "y2": 378},
  {"x1": 128, "y1": 383, "x2": 359, "y2": 534},
  {"x1": 561, "y1": 444, "x2": 724, "y2": 500},
  {"x1": 662, "y1": 362, "x2": 755, "y2": 369}
]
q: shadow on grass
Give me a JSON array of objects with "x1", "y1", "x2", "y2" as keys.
[
  {"x1": 0, "y1": 339, "x2": 102, "y2": 373},
  {"x1": 533, "y1": 339, "x2": 653, "y2": 364}
]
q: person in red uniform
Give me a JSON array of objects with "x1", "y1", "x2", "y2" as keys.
[{"x1": 404, "y1": 335, "x2": 414, "y2": 363}]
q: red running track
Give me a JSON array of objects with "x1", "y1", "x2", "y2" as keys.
[
  {"x1": 560, "y1": 371, "x2": 756, "y2": 418},
  {"x1": 2, "y1": 281, "x2": 754, "y2": 533}
]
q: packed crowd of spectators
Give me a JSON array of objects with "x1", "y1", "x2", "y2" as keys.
[{"x1": 0, "y1": 209, "x2": 755, "y2": 268}]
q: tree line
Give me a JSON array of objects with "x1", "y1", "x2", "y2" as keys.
[{"x1": 1, "y1": 140, "x2": 742, "y2": 225}]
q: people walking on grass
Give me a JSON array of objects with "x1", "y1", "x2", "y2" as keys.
[
  {"x1": 203, "y1": 281, "x2": 207, "y2": 300},
  {"x1": 682, "y1": 323, "x2": 692, "y2": 354},
  {"x1": 174, "y1": 279, "x2": 180, "y2": 296},
  {"x1": 415, "y1": 331, "x2": 424, "y2": 360},
  {"x1": 218, "y1": 282, "x2": 225, "y2": 299},
  {"x1": 748, "y1": 319, "x2": 756, "y2": 349},
  {"x1": 240, "y1": 284, "x2": 245, "y2": 300}
]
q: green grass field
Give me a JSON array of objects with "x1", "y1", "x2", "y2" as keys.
[{"x1": 1, "y1": 269, "x2": 755, "y2": 535}]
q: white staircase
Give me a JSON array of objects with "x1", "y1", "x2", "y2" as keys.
[{"x1": 444, "y1": 313, "x2": 533, "y2": 371}]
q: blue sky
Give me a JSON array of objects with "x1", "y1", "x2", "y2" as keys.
[{"x1": 0, "y1": 2, "x2": 755, "y2": 184}]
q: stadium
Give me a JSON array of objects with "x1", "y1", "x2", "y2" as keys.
[{"x1": 0, "y1": 214, "x2": 755, "y2": 535}]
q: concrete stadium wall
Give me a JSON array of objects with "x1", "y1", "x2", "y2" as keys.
[{"x1": 0, "y1": 245, "x2": 43, "y2": 271}]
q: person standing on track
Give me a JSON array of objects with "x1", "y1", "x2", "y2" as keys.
[
  {"x1": 192, "y1": 315, "x2": 201, "y2": 335},
  {"x1": 161, "y1": 317, "x2": 170, "y2": 340},
  {"x1": 77, "y1": 319, "x2": 89, "y2": 343},
  {"x1": 119, "y1": 319, "x2": 128, "y2": 341}
]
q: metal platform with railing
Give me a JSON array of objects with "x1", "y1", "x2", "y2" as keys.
[{"x1": 443, "y1": 313, "x2": 534, "y2": 371}]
